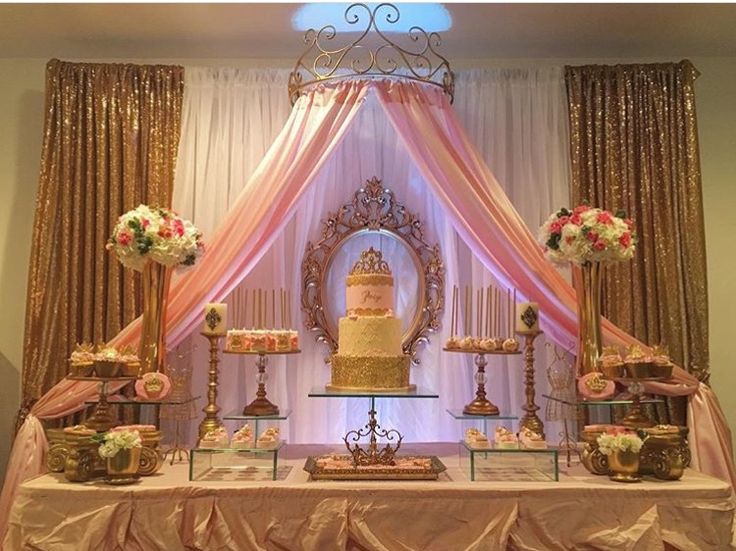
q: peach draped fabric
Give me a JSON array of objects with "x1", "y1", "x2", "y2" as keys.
[
  {"x1": 5, "y1": 447, "x2": 734, "y2": 551},
  {"x1": 2, "y1": 79, "x2": 733, "y2": 542},
  {"x1": 372, "y1": 80, "x2": 734, "y2": 488},
  {"x1": 0, "y1": 81, "x2": 368, "y2": 543}
]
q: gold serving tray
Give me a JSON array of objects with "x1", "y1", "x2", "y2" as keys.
[
  {"x1": 304, "y1": 455, "x2": 446, "y2": 481},
  {"x1": 443, "y1": 347, "x2": 522, "y2": 356}
]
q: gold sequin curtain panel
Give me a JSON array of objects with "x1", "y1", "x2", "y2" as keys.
[
  {"x1": 565, "y1": 61, "x2": 708, "y2": 425},
  {"x1": 20, "y1": 59, "x2": 184, "y2": 416}
]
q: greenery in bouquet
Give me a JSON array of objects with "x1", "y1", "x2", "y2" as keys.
[
  {"x1": 596, "y1": 429, "x2": 645, "y2": 456},
  {"x1": 94, "y1": 429, "x2": 142, "y2": 459},
  {"x1": 107, "y1": 205, "x2": 204, "y2": 271},
  {"x1": 539, "y1": 205, "x2": 636, "y2": 264}
]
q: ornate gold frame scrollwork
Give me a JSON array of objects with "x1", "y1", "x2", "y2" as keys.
[
  {"x1": 288, "y1": 2, "x2": 455, "y2": 105},
  {"x1": 301, "y1": 177, "x2": 444, "y2": 364}
]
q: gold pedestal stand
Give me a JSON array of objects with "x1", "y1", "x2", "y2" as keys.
[
  {"x1": 198, "y1": 333, "x2": 225, "y2": 439},
  {"x1": 67, "y1": 375, "x2": 138, "y2": 432},
  {"x1": 615, "y1": 378, "x2": 661, "y2": 429},
  {"x1": 444, "y1": 348, "x2": 522, "y2": 416},
  {"x1": 517, "y1": 331, "x2": 545, "y2": 438},
  {"x1": 224, "y1": 349, "x2": 301, "y2": 416}
]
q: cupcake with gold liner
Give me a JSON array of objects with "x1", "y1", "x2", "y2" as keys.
[
  {"x1": 69, "y1": 343, "x2": 96, "y2": 377},
  {"x1": 494, "y1": 426, "x2": 519, "y2": 449},
  {"x1": 257, "y1": 427, "x2": 280, "y2": 449},
  {"x1": 650, "y1": 345, "x2": 674, "y2": 379},
  {"x1": 598, "y1": 346, "x2": 624, "y2": 379},
  {"x1": 231, "y1": 424, "x2": 254, "y2": 449},
  {"x1": 502, "y1": 337, "x2": 519, "y2": 352},
  {"x1": 623, "y1": 344, "x2": 654, "y2": 379},
  {"x1": 93, "y1": 345, "x2": 125, "y2": 377}
]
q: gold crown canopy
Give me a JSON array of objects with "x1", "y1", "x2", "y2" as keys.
[
  {"x1": 350, "y1": 247, "x2": 392, "y2": 275},
  {"x1": 288, "y1": 3, "x2": 455, "y2": 105}
]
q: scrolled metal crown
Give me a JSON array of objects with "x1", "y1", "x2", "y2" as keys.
[{"x1": 288, "y1": 2, "x2": 455, "y2": 105}]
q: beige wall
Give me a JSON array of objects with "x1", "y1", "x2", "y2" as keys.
[{"x1": 0, "y1": 56, "x2": 734, "y2": 481}]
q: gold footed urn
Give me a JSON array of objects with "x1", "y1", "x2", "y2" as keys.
[
  {"x1": 139, "y1": 262, "x2": 172, "y2": 374},
  {"x1": 106, "y1": 447, "x2": 142, "y2": 485},
  {"x1": 576, "y1": 261, "x2": 603, "y2": 375},
  {"x1": 607, "y1": 450, "x2": 641, "y2": 483}
]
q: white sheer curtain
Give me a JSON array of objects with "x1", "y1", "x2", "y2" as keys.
[{"x1": 167, "y1": 66, "x2": 572, "y2": 445}]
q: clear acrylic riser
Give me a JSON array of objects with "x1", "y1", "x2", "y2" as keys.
[
  {"x1": 222, "y1": 408, "x2": 291, "y2": 440},
  {"x1": 446, "y1": 409, "x2": 518, "y2": 437},
  {"x1": 459, "y1": 441, "x2": 559, "y2": 482},
  {"x1": 189, "y1": 442, "x2": 285, "y2": 481}
]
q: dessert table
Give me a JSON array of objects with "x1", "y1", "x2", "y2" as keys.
[{"x1": 5, "y1": 443, "x2": 733, "y2": 551}]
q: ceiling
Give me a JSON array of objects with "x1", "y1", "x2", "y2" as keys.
[{"x1": 0, "y1": 3, "x2": 735, "y2": 61}]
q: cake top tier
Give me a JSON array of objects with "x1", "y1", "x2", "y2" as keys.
[{"x1": 346, "y1": 247, "x2": 393, "y2": 288}]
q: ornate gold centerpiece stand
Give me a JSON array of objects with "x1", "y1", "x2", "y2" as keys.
[
  {"x1": 198, "y1": 332, "x2": 225, "y2": 438},
  {"x1": 444, "y1": 348, "x2": 522, "y2": 416},
  {"x1": 67, "y1": 375, "x2": 138, "y2": 432},
  {"x1": 48, "y1": 375, "x2": 164, "y2": 482},
  {"x1": 223, "y1": 349, "x2": 300, "y2": 416},
  {"x1": 614, "y1": 377, "x2": 661, "y2": 428},
  {"x1": 517, "y1": 330, "x2": 545, "y2": 438},
  {"x1": 344, "y1": 397, "x2": 403, "y2": 466}
]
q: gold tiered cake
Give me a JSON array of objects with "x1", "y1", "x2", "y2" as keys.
[{"x1": 330, "y1": 247, "x2": 412, "y2": 390}]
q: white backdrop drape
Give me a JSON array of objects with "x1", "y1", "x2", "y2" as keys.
[{"x1": 168, "y1": 67, "x2": 571, "y2": 445}]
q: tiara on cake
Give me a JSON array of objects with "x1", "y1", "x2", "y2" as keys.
[{"x1": 350, "y1": 247, "x2": 392, "y2": 276}]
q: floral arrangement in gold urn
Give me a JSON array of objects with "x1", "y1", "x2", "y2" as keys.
[
  {"x1": 597, "y1": 428, "x2": 646, "y2": 483},
  {"x1": 539, "y1": 205, "x2": 637, "y2": 375},
  {"x1": 94, "y1": 428, "x2": 143, "y2": 485},
  {"x1": 107, "y1": 205, "x2": 204, "y2": 374}
]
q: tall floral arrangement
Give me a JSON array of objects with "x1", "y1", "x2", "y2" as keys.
[
  {"x1": 107, "y1": 205, "x2": 204, "y2": 271},
  {"x1": 539, "y1": 205, "x2": 636, "y2": 265}
]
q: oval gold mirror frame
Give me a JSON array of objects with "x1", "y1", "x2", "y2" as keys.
[{"x1": 301, "y1": 177, "x2": 444, "y2": 364}]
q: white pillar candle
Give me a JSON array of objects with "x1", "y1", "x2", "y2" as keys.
[
  {"x1": 203, "y1": 303, "x2": 228, "y2": 335},
  {"x1": 515, "y1": 302, "x2": 540, "y2": 334}
]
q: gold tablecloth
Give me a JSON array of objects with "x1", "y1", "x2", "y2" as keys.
[{"x1": 5, "y1": 444, "x2": 734, "y2": 551}]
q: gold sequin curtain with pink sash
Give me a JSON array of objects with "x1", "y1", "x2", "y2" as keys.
[
  {"x1": 565, "y1": 60, "x2": 708, "y2": 425},
  {"x1": 18, "y1": 59, "x2": 184, "y2": 424}
]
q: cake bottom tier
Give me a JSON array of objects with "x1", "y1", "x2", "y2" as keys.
[{"x1": 330, "y1": 354, "x2": 412, "y2": 390}]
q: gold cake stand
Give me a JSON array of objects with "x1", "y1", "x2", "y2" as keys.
[
  {"x1": 614, "y1": 376, "x2": 667, "y2": 428},
  {"x1": 67, "y1": 375, "x2": 139, "y2": 432},
  {"x1": 444, "y1": 348, "x2": 522, "y2": 416},
  {"x1": 224, "y1": 349, "x2": 301, "y2": 416}
]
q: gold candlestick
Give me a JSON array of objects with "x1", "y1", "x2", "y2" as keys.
[
  {"x1": 517, "y1": 330, "x2": 545, "y2": 437},
  {"x1": 198, "y1": 332, "x2": 224, "y2": 439}
]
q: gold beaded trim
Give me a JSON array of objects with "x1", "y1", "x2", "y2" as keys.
[{"x1": 346, "y1": 273, "x2": 394, "y2": 287}]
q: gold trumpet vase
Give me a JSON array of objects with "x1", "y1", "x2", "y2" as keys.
[
  {"x1": 106, "y1": 447, "x2": 142, "y2": 485},
  {"x1": 139, "y1": 262, "x2": 172, "y2": 374},
  {"x1": 607, "y1": 449, "x2": 641, "y2": 483},
  {"x1": 576, "y1": 261, "x2": 603, "y2": 375}
]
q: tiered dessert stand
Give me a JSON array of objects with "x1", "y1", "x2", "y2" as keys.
[{"x1": 47, "y1": 373, "x2": 165, "y2": 482}]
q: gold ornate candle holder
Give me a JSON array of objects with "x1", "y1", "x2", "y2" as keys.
[
  {"x1": 198, "y1": 332, "x2": 225, "y2": 439},
  {"x1": 517, "y1": 330, "x2": 544, "y2": 438},
  {"x1": 444, "y1": 347, "x2": 521, "y2": 416}
]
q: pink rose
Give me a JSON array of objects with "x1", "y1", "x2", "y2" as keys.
[
  {"x1": 619, "y1": 232, "x2": 632, "y2": 248},
  {"x1": 570, "y1": 214, "x2": 582, "y2": 225},
  {"x1": 158, "y1": 225, "x2": 173, "y2": 238},
  {"x1": 593, "y1": 240, "x2": 606, "y2": 251},
  {"x1": 117, "y1": 230, "x2": 132, "y2": 246},
  {"x1": 558, "y1": 216, "x2": 569, "y2": 225},
  {"x1": 574, "y1": 205, "x2": 591, "y2": 214},
  {"x1": 550, "y1": 221, "x2": 562, "y2": 233},
  {"x1": 586, "y1": 231, "x2": 599, "y2": 242},
  {"x1": 141, "y1": 218, "x2": 150, "y2": 229},
  {"x1": 597, "y1": 211, "x2": 614, "y2": 225},
  {"x1": 624, "y1": 218, "x2": 634, "y2": 230},
  {"x1": 173, "y1": 219, "x2": 185, "y2": 237}
]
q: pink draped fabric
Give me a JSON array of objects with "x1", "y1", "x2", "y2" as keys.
[
  {"x1": 0, "y1": 81, "x2": 368, "y2": 543},
  {"x1": 373, "y1": 79, "x2": 734, "y2": 488},
  {"x1": 2, "y1": 79, "x2": 732, "y2": 542}
]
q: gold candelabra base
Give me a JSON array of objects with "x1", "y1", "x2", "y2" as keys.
[
  {"x1": 517, "y1": 331, "x2": 545, "y2": 438},
  {"x1": 198, "y1": 333, "x2": 224, "y2": 439}
]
